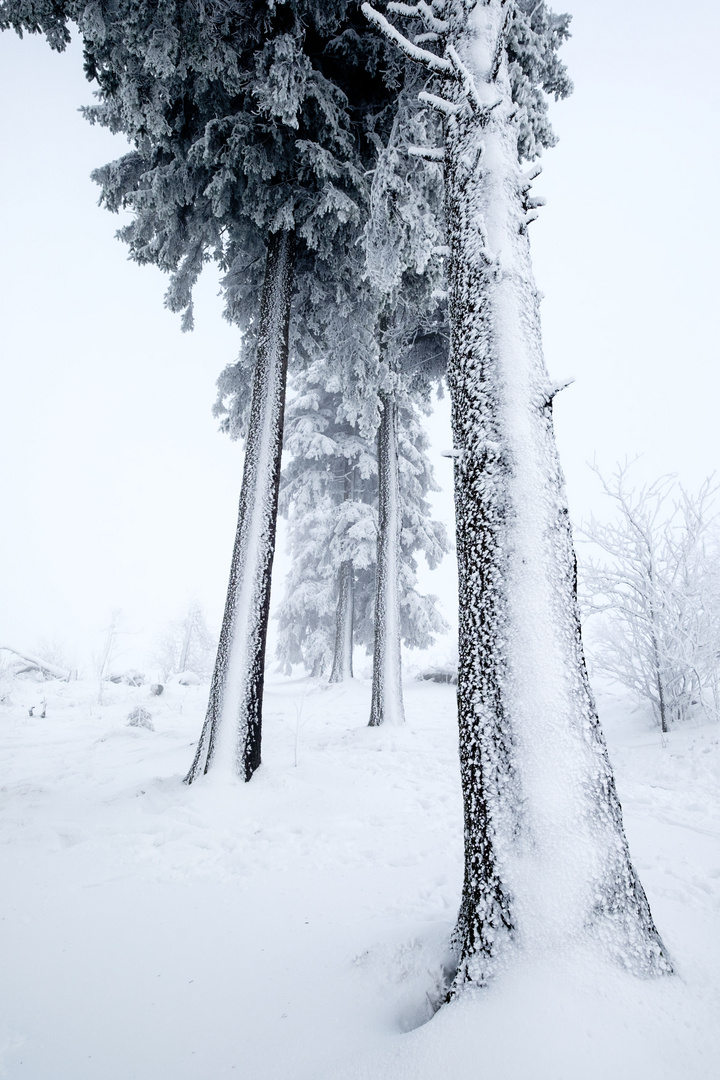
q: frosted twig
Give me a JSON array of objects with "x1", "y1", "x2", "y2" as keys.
[
  {"x1": 408, "y1": 144, "x2": 445, "y2": 162},
  {"x1": 362, "y1": 3, "x2": 452, "y2": 73},
  {"x1": 541, "y1": 377, "x2": 575, "y2": 406},
  {"x1": 520, "y1": 163, "x2": 543, "y2": 190},
  {"x1": 418, "y1": 90, "x2": 461, "y2": 115},
  {"x1": 446, "y1": 44, "x2": 482, "y2": 113},
  {"x1": 387, "y1": 0, "x2": 449, "y2": 33}
]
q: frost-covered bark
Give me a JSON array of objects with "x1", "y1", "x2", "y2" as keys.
[
  {"x1": 364, "y1": 0, "x2": 671, "y2": 989},
  {"x1": 186, "y1": 230, "x2": 295, "y2": 783},
  {"x1": 329, "y1": 559, "x2": 355, "y2": 682},
  {"x1": 369, "y1": 392, "x2": 405, "y2": 726},
  {"x1": 446, "y1": 4, "x2": 670, "y2": 990}
]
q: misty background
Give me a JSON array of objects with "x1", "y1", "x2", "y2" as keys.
[{"x1": 1, "y1": 0, "x2": 718, "y2": 669}]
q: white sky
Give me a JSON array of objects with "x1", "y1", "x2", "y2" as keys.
[{"x1": 1, "y1": 0, "x2": 718, "y2": 669}]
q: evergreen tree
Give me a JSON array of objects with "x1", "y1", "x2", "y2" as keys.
[
  {"x1": 363, "y1": 0, "x2": 671, "y2": 990},
  {"x1": 264, "y1": 371, "x2": 448, "y2": 679},
  {"x1": 2, "y1": 0, "x2": 401, "y2": 779},
  {"x1": 215, "y1": 69, "x2": 448, "y2": 722},
  {"x1": 363, "y1": 77, "x2": 448, "y2": 726}
]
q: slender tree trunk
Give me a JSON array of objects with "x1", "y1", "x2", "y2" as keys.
[
  {"x1": 444, "y1": 5, "x2": 670, "y2": 990},
  {"x1": 186, "y1": 229, "x2": 295, "y2": 783},
  {"x1": 329, "y1": 559, "x2": 354, "y2": 683},
  {"x1": 177, "y1": 610, "x2": 196, "y2": 674},
  {"x1": 369, "y1": 391, "x2": 405, "y2": 726},
  {"x1": 330, "y1": 468, "x2": 356, "y2": 683}
]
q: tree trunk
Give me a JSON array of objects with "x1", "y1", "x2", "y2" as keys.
[
  {"x1": 329, "y1": 559, "x2": 354, "y2": 683},
  {"x1": 444, "y1": 4, "x2": 670, "y2": 990},
  {"x1": 330, "y1": 467, "x2": 356, "y2": 684},
  {"x1": 369, "y1": 391, "x2": 405, "y2": 726},
  {"x1": 177, "y1": 611, "x2": 195, "y2": 674},
  {"x1": 186, "y1": 229, "x2": 295, "y2": 783}
]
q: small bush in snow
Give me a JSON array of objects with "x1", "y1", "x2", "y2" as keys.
[{"x1": 127, "y1": 707, "x2": 154, "y2": 730}]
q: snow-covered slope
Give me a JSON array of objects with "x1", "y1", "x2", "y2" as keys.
[{"x1": 0, "y1": 673, "x2": 718, "y2": 1078}]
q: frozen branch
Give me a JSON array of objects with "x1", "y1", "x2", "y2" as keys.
[
  {"x1": 408, "y1": 144, "x2": 445, "y2": 162},
  {"x1": 520, "y1": 163, "x2": 543, "y2": 190},
  {"x1": 387, "y1": 1, "x2": 449, "y2": 33},
  {"x1": 418, "y1": 90, "x2": 461, "y2": 115},
  {"x1": 446, "y1": 44, "x2": 483, "y2": 114},
  {"x1": 541, "y1": 377, "x2": 575, "y2": 405},
  {"x1": 0, "y1": 645, "x2": 70, "y2": 681},
  {"x1": 362, "y1": 4, "x2": 452, "y2": 72}
]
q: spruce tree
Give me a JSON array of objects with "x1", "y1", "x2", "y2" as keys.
[
  {"x1": 363, "y1": 0, "x2": 672, "y2": 989},
  {"x1": 262, "y1": 372, "x2": 448, "y2": 679},
  {"x1": 2, "y1": 0, "x2": 401, "y2": 779},
  {"x1": 363, "y1": 82, "x2": 448, "y2": 726}
]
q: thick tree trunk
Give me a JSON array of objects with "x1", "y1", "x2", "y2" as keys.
[
  {"x1": 186, "y1": 229, "x2": 295, "y2": 783},
  {"x1": 369, "y1": 391, "x2": 405, "y2": 726},
  {"x1": 329, "y1": 559, "x2": 354, "y2": 683},
  {"x1": 444, "y1": 4, "x2": 670, "y2": 990}
]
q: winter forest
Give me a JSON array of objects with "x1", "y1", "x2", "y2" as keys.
[{"x1": 0, "y1": 0, "x2": 719, "y2": 1077}]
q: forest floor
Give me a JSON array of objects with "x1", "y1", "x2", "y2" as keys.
[{"x1": 0, "y1": 668, "x2": 718, "y2": 1079}]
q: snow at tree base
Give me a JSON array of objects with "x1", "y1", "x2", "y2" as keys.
[{"x1": 0, "y1": 669, "x2": 718, "y2": 1078}]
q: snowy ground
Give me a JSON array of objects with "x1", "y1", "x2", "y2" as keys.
[{"x1": 1, "y1": 670, "x2": 718, "y2": 1079}]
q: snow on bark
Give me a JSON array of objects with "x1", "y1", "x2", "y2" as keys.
[
  {"x1": 329, "y1": 559, "x2": 355, "y2": 683},
  {"x1": 364, "y1": 0, "x2": 671, "y2": 990},
  {"x1": 186, "y1": 229, "x2": 295, "y2": 783},
  {"x1": 443, "y1": 2, "x2": 671, "y2": 989},
  {"x1": 369, "y1": 392, "x2": 405, "y2": 726}
]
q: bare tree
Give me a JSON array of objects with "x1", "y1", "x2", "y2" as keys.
[
  {"x1": 580, "y1": 464, "x2": 720, "y2": 732},
  {"x1": 153, "y1": 603, "x2": 216, "y2": 681}
]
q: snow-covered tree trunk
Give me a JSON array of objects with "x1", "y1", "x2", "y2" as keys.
[
  {"x1": 186, "y1": 229, "x2": 295, "y2": 783},
  {"x1": 329, "y1": 559, "x2": 354, "y2": 683},
  {"x1": 437, "y1": 4, "x2": 671, "y2": 989},
  {"x1": 369, "y1": 391, "x2": 405, "y2": 726},
  {"x1": 330, "y1": 468, "x2": 356, "y2": 683}
]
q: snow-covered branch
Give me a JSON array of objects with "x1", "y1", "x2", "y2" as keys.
[
  {"x1": 418, "y1": 90, "x2": 461, "y2": 115},
  {"x1": 0, "y1": 646, "x2": 70, "y2": 681},
  {"x1": 446, "y1": 43, "x2": 482, "y2": 113},
  {"x1": 407, "y1": 144, "x2": 445, "y2": 162},
  {"x1": 361, "y1": 3, "x2": 452, "y2": 73}
]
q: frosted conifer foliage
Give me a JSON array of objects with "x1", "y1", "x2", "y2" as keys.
[
  {"x1": 265, "y1": 373, "x2": 448, "y2": 680},
  {"x1": 364, "y1": 0, "x2": 671, "y2": 990},
  {"x1": 2, "y1": 0, "x2": 402, "y2": 781},
  {"x1": 362, "y1": 80, "x2": 448, "y2": 726}
]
